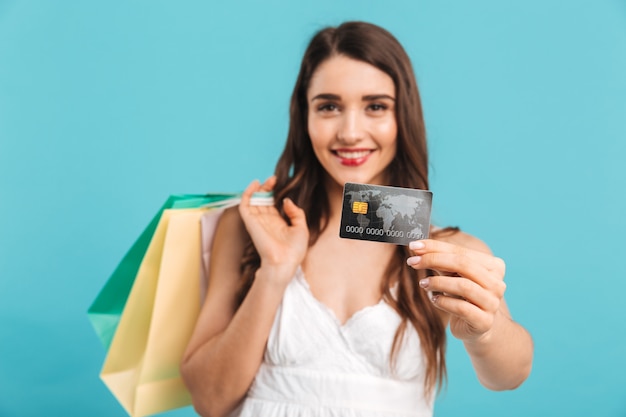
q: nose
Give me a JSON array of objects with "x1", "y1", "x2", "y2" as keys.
[{"x1": 337, "y1": 109, "x2": 364, "y2": 144}]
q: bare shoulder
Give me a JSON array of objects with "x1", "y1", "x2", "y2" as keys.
[
  {"x1": 211, "y1": 205, "x2": 248, "y2": 274},
  {"x1": 218, "y1": 205, "x2": 246, "y2": 236},
  {"x1": 435, "y1": 229, "x2": 493, "y2": 255}
]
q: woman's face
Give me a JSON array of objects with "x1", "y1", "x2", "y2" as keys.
[{"x1": 307, "y1": 55, "x2": 397, "y2": 187}]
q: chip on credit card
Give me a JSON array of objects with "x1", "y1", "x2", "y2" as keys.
[{"x1": 339, "y1": 183, "x2": 432, "y2": 246}]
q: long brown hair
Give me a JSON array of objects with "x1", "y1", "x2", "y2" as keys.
[{"x1": 239, "y1": 21, "x2": 449, "y2": 395}]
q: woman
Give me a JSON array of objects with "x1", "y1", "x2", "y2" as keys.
[{"x1": 181, "y1": 21, "x2": 533, "y2": 417}]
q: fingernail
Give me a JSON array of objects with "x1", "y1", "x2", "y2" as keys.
[
  {"x1": 431, "y1": 294, "x2": 439, "y2": 304},
  {"x1": 419, "y1": 278, "x2": 429, "y2": 288},
  {"x1": 406, "y1": 256, "x2": 422, "y2": 266},
  {"x1": 409, "y1": 241, "x2": 425, "y2": 250}
]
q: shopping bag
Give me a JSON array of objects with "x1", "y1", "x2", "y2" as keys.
[
  {"x1": 100, "y1": 207, "x2": 210, "y2": 417},
  {"x1": 88, "y1": 193, "x2": 237, "y2": 350},
  {"x1": 198, "y1": 203, "x2": 239, "y2": 304}
]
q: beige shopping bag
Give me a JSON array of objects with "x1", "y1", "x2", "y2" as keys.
[{"x1": 100, "y1": 207, "x2": 208, "y2": 417}]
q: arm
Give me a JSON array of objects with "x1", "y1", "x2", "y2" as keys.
[
  {"x1": 407, "y1": 235, "x2": 533, "y2": 390},
  {"x1": 180, "y1": 177, "x2": 309, "y2": 417},
  {"x1": 462, "y1": 299, "x2": 533, "y2": 390}
]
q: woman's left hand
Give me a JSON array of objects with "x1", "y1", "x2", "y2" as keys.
[{"x1": 406, "y1": 239, "x2": 507, "y2": 343}]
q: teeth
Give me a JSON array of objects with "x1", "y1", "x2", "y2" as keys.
[{"x1": 335, "y1": 150, "x2": 371, "y2": 159}]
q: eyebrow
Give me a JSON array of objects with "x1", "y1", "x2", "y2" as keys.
[
  {"x1": 310, "y1": 93, "x2": 396, "y2": 102},
  {"x1": 363, "y1": 94, "x2": 395, "y2": 101}
]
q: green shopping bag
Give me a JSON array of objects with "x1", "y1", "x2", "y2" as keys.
[{"x1": 88, "y1": 193, "x2": 238, "y2": 350}]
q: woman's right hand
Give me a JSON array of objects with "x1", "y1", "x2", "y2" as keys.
[{"x1": 239, "y1": 176, "x2": 309, "y2": 280}]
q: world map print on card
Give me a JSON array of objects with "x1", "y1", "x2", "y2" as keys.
[{"x1": 339, "y1": 183, "x2": 432, "y2": 245}]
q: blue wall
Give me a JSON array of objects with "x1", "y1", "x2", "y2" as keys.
[{"x1": 1, "y1": 1, "x2": 625, "y2": 416}]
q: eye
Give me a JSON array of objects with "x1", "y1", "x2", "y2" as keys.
[
  {"x1": 317, "y1": 102, "x2": 339, "y2": 112},
  {"x1": 368, "y1": 103, "x2": 388, "y2": 112}
]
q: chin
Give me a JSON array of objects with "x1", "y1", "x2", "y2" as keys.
[{"x1": 328, "y1": 172, "x2": 387, "y2": 187}]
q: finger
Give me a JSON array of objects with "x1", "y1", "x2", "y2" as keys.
[
  {"x1": 244, "y1": 176, "x2": 277, "y2": 214},
  {"x1": 408, "y1": 252, "x2": 492, "y2": 288},
  {"x1": 259, "y1": 175, "x2": 277, "y2": 192},
  {"x1": 241, "y1": 179, "x2": 261, "y2": 201},
  {"x1": 409, "y1": 239, "x2": 503, "y2": 273},
  {"x1": 430, "y1": 294, "x2": 494, "y2": 334},
  {"x1": 492, "y1": 256, "x2": 506, "y2": 276},
  {"x1": 420, "y1": 275, "x2": 502, "y2": 313},
  {"x1": 409, "y1": 239, "x2": 493, "y2": 265},
  {"x1": 282, "y1": 198, "x2": 307, "y2": 228},
  {"x1": 239, "y1": 179, "x2": 261, "y2": 216}
]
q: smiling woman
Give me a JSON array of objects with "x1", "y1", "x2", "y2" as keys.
[{"x1": 180, "y1": 21, "x2": 533, "y2": 417}]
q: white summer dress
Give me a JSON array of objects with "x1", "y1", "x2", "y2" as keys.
[{"x1": 231, "y1": 267, "x2": 434, "y2": 417}]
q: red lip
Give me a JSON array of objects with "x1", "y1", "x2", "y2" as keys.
[{"x1": 332, "y1": 149, "x2": 374, "y2": 166}]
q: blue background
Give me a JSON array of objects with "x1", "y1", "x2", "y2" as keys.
[{"x1": 1, "y1": 1, "x2": 625, "y2": 416}]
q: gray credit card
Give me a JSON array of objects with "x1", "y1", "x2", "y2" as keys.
[{"x1": 339, "y1": 183, "x2": 432, "y2": 246}]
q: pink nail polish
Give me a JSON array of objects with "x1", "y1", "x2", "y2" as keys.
[
  {"x1": 406, "y1": 256, "x2": 421, "y2": 266},
  {"x1": 409, "y1": 241, "x2": 425, "y2": 250}
]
